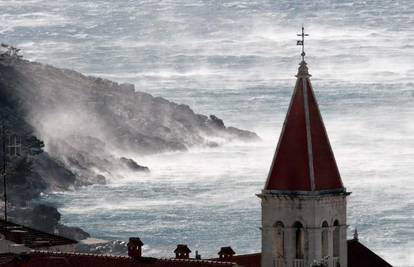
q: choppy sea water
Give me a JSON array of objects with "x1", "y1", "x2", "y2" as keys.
[{"x1": 1, "y1": 0, "x2": 413, "y2": 266}]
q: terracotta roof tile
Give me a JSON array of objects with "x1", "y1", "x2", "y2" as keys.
[
  {"x1": 1, "y1": 251, "x2": 236, "y2": 267},
  {"x1": 211, "y1": 252, "x2": 261, "y2": 267}
]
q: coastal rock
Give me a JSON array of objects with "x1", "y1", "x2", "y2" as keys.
[
  {"x1": 30, "y1": 204, "x2": 61, "y2": 232},
  {"x1": 7, "y1": 203, "x2": 90, "y2": 241},
  {"x1": 120, "y1": 157, "x2": 149, "y2": 172},
  {"x1": 0, "y1": 52, "x2": 259, "y2": 235},
  {"x1": 207, "y1": 115, "x2": 225, "y2": 129},
  {"x1": 0, "y1": 54, "x2": 259, "y2": 189},
  {"x1": 56, "y1": 224, "x2": 90, "y2": 241},
  {"x1": 32, "y1": 152, "x2": 76, "y2": 191}
]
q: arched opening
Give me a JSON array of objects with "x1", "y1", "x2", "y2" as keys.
[
  {"x1": 333, "y1": 220, "x2": 340, "y2": 258},
  {"x1": 293, "y1": 222, "x2": 304, "y2": 259},
  {"x1": 273, "y1": 221, "x2": 284, "y2": 258},
  {"x1": 321, "y1": 221, "x2": 329, "y2": 257}
]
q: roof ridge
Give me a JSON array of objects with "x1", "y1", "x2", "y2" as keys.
[
  {"x1": 30, "y1": 250, "x2": 129, "y2": 258},
  {"x1": 30, "y1": 251, "x2": 235, "y2": 265},
  {"x1": 158, "y1": 257, "x2": 234, "y2": 265}
]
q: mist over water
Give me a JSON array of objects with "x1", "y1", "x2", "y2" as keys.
[{"x1": 1, "y1": 0, "x2": 413, "y2": 266}]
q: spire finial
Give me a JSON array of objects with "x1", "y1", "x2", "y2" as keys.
[
  {"x1": 353, "y1": 228, "x2": 359, "y2": 241},
  {"x1": 297, "y1": 25, "x2": 309, "y2": 62}
]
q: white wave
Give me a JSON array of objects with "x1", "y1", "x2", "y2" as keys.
[{"x1": 0, "y1": 12, "x2": 68, "y2": 33}]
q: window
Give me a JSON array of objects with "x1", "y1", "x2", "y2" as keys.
[
  {"x1": 321, "y1": 221, "x2": 329, "y2": 257},
  {"x1": 333, "y1": 220, "x2": 340, "y2": 257},
  {"x1": 273, "y1": 221, "x2": 284, "y2": 258},
  {"x1": 293, "y1": 221, "x2": 305, "y2": 259}
]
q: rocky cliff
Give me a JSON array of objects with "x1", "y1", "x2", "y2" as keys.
[
  {"x1": 0, "y1": 52, "x2": 258, "y2": 186},
  {"x1": 0, "y1": 51, "x2": 259, "y2": 239}
]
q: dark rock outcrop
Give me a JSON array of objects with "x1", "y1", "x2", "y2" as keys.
[
  {"x1": 7, "y1": 203, "x2": 89, "y2": 240},
  {"x1": 120, "y1": 157, "x2": 149, "y2": 172},
  {"x1": 0, "y1": 53, "x2": 259, "y2": 188},
  {"x1": 30, "y1": 204, "x2": 61, "y2": 232},
  {"x1": 0, "y1": 51, "x2": 259, "y2": 237},
  {"x1": 56, "y1": 224, "x2": 90, "y2": 241}
]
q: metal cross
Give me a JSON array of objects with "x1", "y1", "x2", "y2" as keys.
[
  {"x1": 297, "y1": 25, "x2": 309, "y2": 61},
  {"x1": 7, "y1": 135, "x2": 21, "y2": 156}
]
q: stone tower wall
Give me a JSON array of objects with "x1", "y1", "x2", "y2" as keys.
[{"x1": 260, "y1": 193, "x2": 347, "y2": 267}]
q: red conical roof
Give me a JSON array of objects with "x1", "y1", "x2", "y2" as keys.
[{"x1": 264, "y1": 61, "x2": 344, "y2": 192}]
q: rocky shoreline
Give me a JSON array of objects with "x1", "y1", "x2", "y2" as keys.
[{"x1": 0, "y1": 49, "x2": 260, "y2": 243}]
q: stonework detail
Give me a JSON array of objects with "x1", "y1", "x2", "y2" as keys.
[{"x1": 260, "y1": 194, "x2": 348, "y2": 267}]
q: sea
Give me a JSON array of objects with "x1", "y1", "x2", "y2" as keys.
[{"x1": 0, "y1": 0, "x2": 413, "y2": 266}]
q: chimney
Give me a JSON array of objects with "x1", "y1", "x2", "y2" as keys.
[
  {"x1": 174, "y1": 244, "x2": 191, "y2": 259},
  {"x1": 127, "y1": 237, "x2": 144, "y2": 258},
  {"x1": 218, "y1": 246, "x2": 235, "y2": 260},
  {"x1": 195, "y1": 250, "x2": 201, "y2": 260}
]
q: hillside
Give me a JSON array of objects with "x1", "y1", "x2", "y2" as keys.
[{"x1": 0, "y1": 51, "x2": 259, "y2": 238}]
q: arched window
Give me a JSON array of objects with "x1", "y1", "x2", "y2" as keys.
[
  {"x1": 273, "y1": 221, "x2": 284, "y2": 258},
  {"x1": 321, "y1": 221, "x2": 329, "y2": 257},
  {"x1": 333, "y1": 220, "x2": 340, "y2": 257},
  {"x1": 293, "y1": 222, "x2": 304, "y2": 259}
]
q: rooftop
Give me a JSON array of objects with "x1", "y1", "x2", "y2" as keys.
[
  {"x1": 210, "y1": 239, "x2": 393, "y2": 267},
  {"x1": 0, "y1": 250, "x2": 236, "y2": 267},
  {"x1": 0, "y1": 219, "x2": 77, "y2": 249},
  {"x1": 264, "y1": 60, "x2": 344, "y2": 193},
  {"x1": 347, "y1": 239, "x2": 393, "y2": 267}
]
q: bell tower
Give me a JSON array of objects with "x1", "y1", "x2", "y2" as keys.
[{"x1": 259, "y1": 27, "x2": 349, "y2": 267}]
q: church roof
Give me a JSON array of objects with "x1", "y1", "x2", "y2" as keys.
[
  {"x1": 347, "y1": 239, "x2": 393, "y2": 267},
  {"x1": 264, "y1": 61, "x2": 344, "y2": 193}
]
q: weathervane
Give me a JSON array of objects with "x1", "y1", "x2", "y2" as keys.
[{"x1": 297, "y1": 25, "x2": 309, "y2": 61}]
